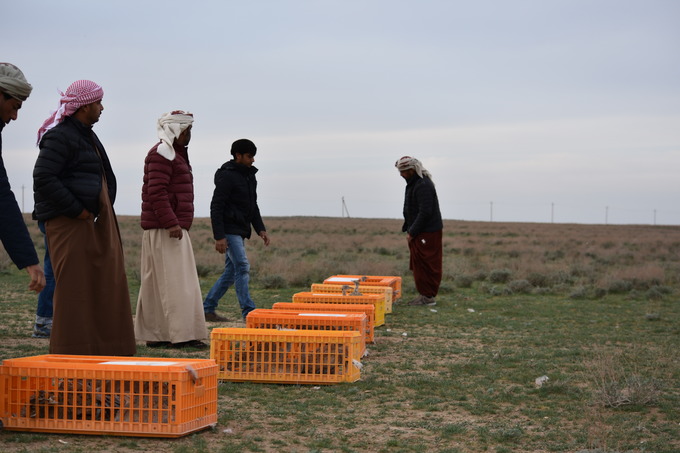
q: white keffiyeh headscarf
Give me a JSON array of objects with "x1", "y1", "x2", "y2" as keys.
[
  {"x1": 0, "y1": 62, "x2": 32, "y2": 101},
  {"x1": 156, "y1": 110, "x2": 194, "y2": 160},
  {"x1": 395, "y1": 156, "x2": 433, "y2": 180}
]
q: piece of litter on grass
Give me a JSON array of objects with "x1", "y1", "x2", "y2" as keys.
[
  {"x1": 386, "y1": 328, "x2": 392, "y2": 332},
  {"x1": 535, "y1": 375, "x2": 549, "y2": 388},
  {"x1": 58, "y1": 440, "x2": 68, "y2": 445},
  {"x1": 222, "y1": 428, "x2": 234, "y2": 434},
  {"x1": 402, "y1": 332, "x2": 408, "y2": 337},
  {"x1": 312, "y1": 386, "x2": 321, "y2": 390},
  {"x1": 430, "y1": 309, "x2": 437, "y2": 313},
  {"x1": 467, "y1": 308, "x2": 475, "y2": 313}
]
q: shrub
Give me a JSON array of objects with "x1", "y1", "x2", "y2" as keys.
[
  {"x1": 645, "y1": 286, "x2": 667, "y2": 301},
  {"x1": 473, "y1": 270, "x2": 488, "y2": 281},
  {"x1": 482, "y1": 284, "x2": 511, "y2": 296},
  {"x1": 259, "y1": 274, "x2": 288, "y2": 289},
  {"x1": 527, "y1": 272, "x2": 549, "y2": 287},
  {"x1": 569, "y1": 286, "x2": 588, "y2": 300},
  {"x1": 508, "y1": 279, "x2": 532, "y2": 294},
  {"x1": 584, "y1": 347, "x2": 663, "y2": 408},
  {"x1": 607, "y1": 279, "x2": 632, "y2": 294},
  {"x1": 195, "y1": 264, "x2": 216, "y2": 278},
  {"x1": 489, "y1": 268, "x2": 512, "y2": 284},
  {"x1": 454, "y1": 275, "x2": 474, "y2": 288}
]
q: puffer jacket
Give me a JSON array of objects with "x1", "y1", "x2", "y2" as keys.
[
  {"x1": 33, "y1": 116, "x2": 116, "y2": 221},
  {"x1": 210, "y1": 160, "x2": 265, "y2": 240},
  {"x1": 140, "y1": 142, "x2": 194, "y2": 230},
  {"x1": 402, "y1": 174, "x2": 443, "y2": 237}
]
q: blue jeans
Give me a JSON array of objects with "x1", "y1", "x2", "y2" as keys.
[
  {"x1": 203, "y1": 235, "x2": 256, "y2": 319},
  {"x1": 36, "y1": 221, "x2": 55, "y2": 318}
]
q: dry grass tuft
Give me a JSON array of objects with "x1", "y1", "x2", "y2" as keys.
[{"x1": 583, "y1": 346, "x2": 664, "y2": 408}]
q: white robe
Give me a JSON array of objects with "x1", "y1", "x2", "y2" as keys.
[{"x1": 134, "y1": 229, "x2": 207, "y2": 343}]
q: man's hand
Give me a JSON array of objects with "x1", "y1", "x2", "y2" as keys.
[
  {"x1": 259, "y1": 231, "x2": 270, "y2": 246},
  {"x1": 77, "y1": 209, "x2": 93, "y2": 220},
  {"x1": 215, "y1": 238, "x2": 227, "y2": 254},
  {"x1": 168, "y1": 225, "x2": 183, "y2": 240},
  {"x1": 25, "y1": 264, "x2": 46, "y2": 293}
]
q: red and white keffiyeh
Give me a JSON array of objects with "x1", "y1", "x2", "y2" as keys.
[
  {"x1": 36, "y1": 80, "x2": 104, "y2": 145},
  {"x1": 156, "y1": 110, "x2": 194, "y2": 160}
]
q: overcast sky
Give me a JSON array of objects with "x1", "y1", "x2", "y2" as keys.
[{"x1": 4, "y1": 0, "x2": 679, "y2": 225}]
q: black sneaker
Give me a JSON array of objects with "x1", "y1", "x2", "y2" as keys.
[
  {"x1": 171, "y1": 340, "x2": 209, "y2": 350},
  {"x1": 205, "y1": 312, "x2": 229, "y2": 322}
]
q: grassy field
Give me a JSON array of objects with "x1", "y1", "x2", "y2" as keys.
[{"x1": 0, "y1": 216, "x2": 678, "y2": 453}]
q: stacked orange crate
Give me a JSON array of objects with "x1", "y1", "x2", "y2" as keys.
[
  {"x1": 310, "y1": 283, "x2": 394, "y2": 313},
  {"x1": 323, "y1": 275, "x2": 402, "y2": 304},
  {"x1": 271, "y1": 302, "x2": 376, "y2": 343},
  {"x1": 0, "y1": 355, "x2": 217, "y2": 437},
  {"x1": 292, "y1": 291, "x2": 386, "y2": 327},
  {"x1": 246, "y1": 309, "x2": 368, "y2": 355}
]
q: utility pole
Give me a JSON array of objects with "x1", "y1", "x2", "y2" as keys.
[
  {"x1": 605, "y1": 206, "x2": 609, "y2": 225},
  {"x1": 551, "y1": 202, "x2": 554, "y2": 223},
  {"x1": 341, "y1": 197, "x2": 350, "y2": 218}
]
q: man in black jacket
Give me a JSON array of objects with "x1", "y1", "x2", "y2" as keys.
[
  {"x1": 0, "y1": 62, "x2": 45, "y2": 293},
  {"x1": 395, "y1": 156, "x2": 443, "y2": 306},
  {"x1": 33, "y1": 80, "x2": 136, "y2": 356},
  {"x1": 204, "y1": 139, "x2": 270, "y2": 321}
]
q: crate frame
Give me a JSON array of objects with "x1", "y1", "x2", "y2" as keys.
[
  {"x1": 210, "y1": 328, "x2": 362, "y2": 385},
  {"x1": 0, "y1": 355, "x2": 218, "y2": 437}
]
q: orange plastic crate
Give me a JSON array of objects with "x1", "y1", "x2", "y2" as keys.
[
  {"x1": 246, "y1": 309, "x2": 368, "y2": 355},
  {"x1": 0, "y1": 355, "x2": 217, "y2": 437},
  {"x1": 323, "y1": 275, "x2": 402, "y2": 302},
  {"x1": 210, "y1": 328, "x2": 362, "y2": 385},
  {"x1": 311, "y1": 283, "x2": 394, "y2": 314},
  {"x1": 272, "y1": 302, "x2": 376, "y2": 343},
  {"x1": 292, "y1": 291, "x2": 386, "y2": 327}
]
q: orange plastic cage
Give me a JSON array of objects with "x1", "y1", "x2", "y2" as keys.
[
  {"x1": 210, "y1": 328, "x2": 362, "y2": 385},
  {"x1": 0, "y1": 355, "x2": 218, "y2": 437},
  {"x1": 310, "y1": 283, "x2": 394, "y2": 314},
  {"x1": 271, "y1": 302, "x2": 375, "y2": 343},
  {"x1": 323, "y1": 275, "x2": 402, "y2": 302},
  {"x1": 246, "y1": 309, "x2": 368, "y2": 355},
  {"x1": 292, "y1": 291, "x2": 386, "y2": 327}
]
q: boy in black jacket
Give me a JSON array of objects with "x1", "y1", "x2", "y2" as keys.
[{"x1": 204, "y1": 139, "x2": 270, "y2": 321}]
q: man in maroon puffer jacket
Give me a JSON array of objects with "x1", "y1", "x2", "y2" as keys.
[{"x1": 134, "y1": 110, "x2": 208, "y2": 350}]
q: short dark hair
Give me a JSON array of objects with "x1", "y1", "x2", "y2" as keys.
[{"x1": 230, "y1": 138, "x2": 257, "y2": 157}]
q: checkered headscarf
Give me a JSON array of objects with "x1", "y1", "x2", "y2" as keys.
[{"x1": 37, "y1": 80, "x2": 104, "y2": 145}]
